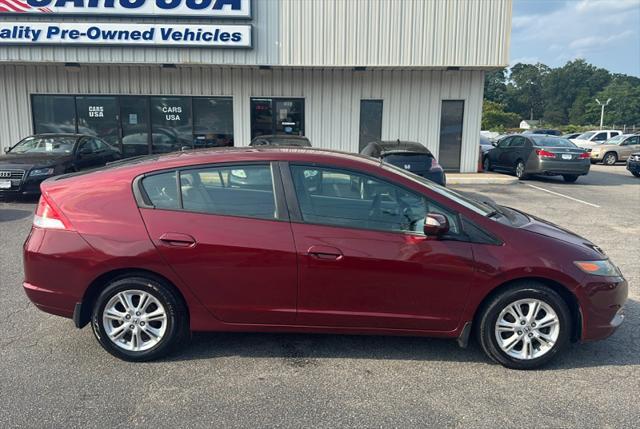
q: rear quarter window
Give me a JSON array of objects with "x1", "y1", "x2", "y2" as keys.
[{"x1": 141, "y1": 171, "x2": 180, "y2": 209}]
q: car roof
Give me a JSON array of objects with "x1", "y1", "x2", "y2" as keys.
[
  {"x1": 365, "y1": 140, "x2": 432, "y2": 155},
  {"x1": 251, "y1": 135, "x2": 310, "y2": 141}
]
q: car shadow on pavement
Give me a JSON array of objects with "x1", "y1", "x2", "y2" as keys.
[
  {"x1": 0, "y1": 208, "x2": 33, "y2": 222},
  {"x1": 163, "y1": 298, "x2": 640, "y2": 370},
  {"x1": 525, "y1": 168, "x2": 636, "y2": 186}
]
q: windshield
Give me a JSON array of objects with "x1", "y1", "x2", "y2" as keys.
[
  {"x1": 576, "y1": 131, "x2": 595, "y2": 140},
  {"x1": 604, "y1": 135, "x2": 625, "y2": 145},
  {"x1": 381, "y1": 162, "x2": 495, "y2": 216},
  {"x1": 9, "y1": 136, "x2": 76, "y2": 154},
  {"x1": 530, "y1": 136, "x2": 577, "y2": 148}
]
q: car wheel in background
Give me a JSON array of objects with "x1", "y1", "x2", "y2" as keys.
[
  {"x1": 483, "y1": 157, "x2": 493, "y2": 172},
  {"x1": 603, "y1": 152, "x2": 618, "y2": 165},
  {"x1": 515, "y1": 160, "x2": 527, "y2": 180},
  {"x1": 477, "y1": 282, "x2": 571, "y2": 370},
  {"x1": 562, "y1": 174, "x2": 579, "y2": 183},
  {"x1": 632, "y1": 171, "x2": 640, "y2": 178},
  {"x1": 91, "y1": 276, "x2": 187, "y2": 362}
]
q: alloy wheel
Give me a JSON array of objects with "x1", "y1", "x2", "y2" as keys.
[
  {"x1": 494, "y1": 298, "x2": 560, "y2": 360},
  {"x1": 604, "y1": 153, "x2": 617, "y2": 165},
  {"x1": 102, "y1": 289, "x2": 168, "y2": 352},
  {"x1": 515, "y1": 161, "x2": 525, "y2": 178}
]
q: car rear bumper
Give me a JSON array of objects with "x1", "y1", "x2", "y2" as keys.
[
  {"x1": 527, "y1": 158, "x2": 591, "y2": 176},
  {"x1": 23, "y1": 281, "x2": 76, "y2": 318},
  {"x1": 577, "y1": 277, "x2": 628, "y2": 342}
]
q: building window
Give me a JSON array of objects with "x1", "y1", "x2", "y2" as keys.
[
  {"x1": 359, "y1": 100, "x2": 383, "y2": 152},
  {"x1": 32, "y1": 95, "x2": 76, "y2": 134},
  {"x1": 250, "y1": 98, "x2": 305, "y2": 139},
  {"x1": 150, "y1": 97, "x2": 193, "y2": 154},
  {"x1": 439, "y1": 100, "x2": 465, "y2": 171},
  {"x1": 193, "y1": 98, "x2": 234, "y2": 148},
  {"x1": 76, "y1": 96, "x2": 119, "y2": 146}
]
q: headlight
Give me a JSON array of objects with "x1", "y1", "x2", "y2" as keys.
[
  {"x1": 574, "y1": 260, "x2": 621, "y2": 277},
  {"x1": 29, "y1": 168, "x2": 54, "y2": 177}
]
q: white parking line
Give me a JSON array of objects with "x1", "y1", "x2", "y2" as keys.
[{"x1": 525, "y1": 184, "x2": 601, "y2": 208}]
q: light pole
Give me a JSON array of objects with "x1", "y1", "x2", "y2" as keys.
[{"x1": 595, "y1": 98, "x2": 611, "y2": 130}]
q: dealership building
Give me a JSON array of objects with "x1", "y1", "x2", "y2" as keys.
[{"x1": 0, "y1": 0, "x2": 511, "y2": 172}]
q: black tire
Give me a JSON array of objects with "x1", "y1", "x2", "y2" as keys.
[
  {"x1": 483, "y1": 156, "x2": 493, "y2": 172},
  {"x1": 91, "y1": 275, "x2": 188, "y2": 362},
  {"x1": 562, "y1": 174, "x2": 579, "y2": 183},
  {"x1": 477, "y1": 282, "x2": 571, "y2": 370},
  {"x1": 603, "y1": 152, "x2": 618, "y2": 165},
  {"x1": 515, "y1": 160, "x2": 527, "y2": 180},
  {"x1": 633, "y1": 171, "x2": 640, "y2": 178}
]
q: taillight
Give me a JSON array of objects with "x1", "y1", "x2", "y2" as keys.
[
  {"x1": 579, "y1": 152, "x2": 590, "y2": 159},
  {"x1": 33, "y1": 194, "x2": 73, "y2": 230},
  {"x1": 430, "y1": 158, "x2": 443, "y2": 171},
  {"x1": 536, "y1": 149, "x2": 555, "y2": 159}
]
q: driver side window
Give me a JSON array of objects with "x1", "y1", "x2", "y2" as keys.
[{"x1": 289, "y1": 165, "x2": 459, "y2": 235}]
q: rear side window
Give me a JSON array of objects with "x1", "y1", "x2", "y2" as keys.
[
  {"x1": 141, "y1": 171, "x2": 180, "y2": 210},
  {"x1": 179, "y1": 164, "x2": 277, "y2": 220}
]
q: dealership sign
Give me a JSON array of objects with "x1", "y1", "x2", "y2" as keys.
[
  {"x1": 0, "y1": 0, "x2": 250, "y2": 17},
  {"x1": 0, "y1": 22, "x2": 252, "y2": 47}
]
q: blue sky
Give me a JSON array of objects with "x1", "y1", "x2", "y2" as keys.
[{"x1": 511, "y1": 0, "x2": 640, "y2": 76}]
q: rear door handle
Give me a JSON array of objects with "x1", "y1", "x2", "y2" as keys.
[
  {"x1": 159, "y1": 233, "x2": 196, "y2": 248},
  {"x1": 307, "y1": 245, "x2": 343, "y2": 261}
]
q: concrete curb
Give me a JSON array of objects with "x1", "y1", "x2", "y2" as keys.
[{"x1": 446, "y1": 173, "x2": 518, "y2": 185}]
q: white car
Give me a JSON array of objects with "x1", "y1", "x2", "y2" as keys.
[{"x1": 571, "y1": 130, "x2": 622, "y2": 151}]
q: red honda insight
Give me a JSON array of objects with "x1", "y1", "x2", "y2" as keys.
[{"x1": 23, "y1": 148, "x2": 627, "y2": 369}]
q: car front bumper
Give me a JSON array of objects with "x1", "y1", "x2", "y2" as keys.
[
  {"x1": 0, "y1": 176, "x2": 46, "y2": 197},
  {"x1": 626, "y1": 160, "x2": 640, "y2": 174},
  {"x1": 577, "y1": 277, "x2": 628, "y2": 342}
]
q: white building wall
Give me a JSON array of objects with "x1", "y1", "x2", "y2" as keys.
[{"x1": 0, "y1": 64, "x2": 483, "y2": 172}]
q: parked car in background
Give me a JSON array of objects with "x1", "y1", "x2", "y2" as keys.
[
  {"x1": 361, "y1": 140, "x2": 446, "y2": 186},
  {"x1": 23, "y1": 147, "x2": 627, "y2": 369},
  {"x1": 0, "y1": 134, "x2": 120, "y2": 197},
  {"x1": 250, "y1": 135, "x2": 312, "y2": 147},
  {"x1": 483, "y1": 135, "x2": 590, "y2": 182},
  {"x1": 480, "y1": 135, "x2": 494, "y2": 155},
  {"x1": 523, "y1": 129, "x2": 562, "y2": 136},
  {"x1": 626, "y1": 152, "x2": 640, "y2": 177},
  {"x1": 561, "y1": 133, "x2": 582, "y2": 140},
  {"x1": 571, "y1": 130, "x2": 622, "y2": 151},
  {"x1": 590, "y1": 134, "x2": 640, "y2": 165}
]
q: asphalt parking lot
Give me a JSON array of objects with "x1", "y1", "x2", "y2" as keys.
[{"x1": 0, "y1": 164, "x2": 638, "y2": 428}]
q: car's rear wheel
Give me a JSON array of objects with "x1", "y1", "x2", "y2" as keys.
[
  {"x1": 483, "y1": 156, "x2": 493, "y2": 172},
  {"x1": 562, "y1": 174, "x2": 579, "y2": 183},
  {"x1": 91, "y1": 276, "x2": 187, "y2": 361},
  {"x1": 515, "y1": 160, "x2": 527, "y2": 180},
  {"x1": 477, "y1": 282, "x2": 571, "y2": 369},
  {"x1": 603, "y1": 152, "x2": 618, "y2": 165}
]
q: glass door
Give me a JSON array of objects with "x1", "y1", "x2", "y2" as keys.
[
  {"x1": 251, "y1": 98, "x2": 305, "y2": 139},
  {"x1": 120, "y1": 97, "x2": 150, "y2": 158},
  {"x1": 439, "y1": 100, "x2": 465, "y2": 171},
  {"x1": 76, "y1": 96, "x2": 119, "y2": 146}
]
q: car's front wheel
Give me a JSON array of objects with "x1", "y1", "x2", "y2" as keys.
[
  {"x1": 603, "y1": 152, "x2": 618, "y2": 165},
  {"x1": 483, "y1": 156, "x2": 493, "y2": 172},
  {"x1": 91, "y1": 276, "x2": 187, "y2": 361},
  {"x1": 632, "y1": 171, "x2": 640, "y2": 178},
  {"x1": 477, "y1": 283, "x2": 571, "y2": 369}
]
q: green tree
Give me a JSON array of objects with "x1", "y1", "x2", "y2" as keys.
[
  {"x1": 482, "y1": 100, "x2": 520, "y2": 130},
  {"x1": 506, "y1": 63, "x2": 550, "y2": 120},
  {"x1": 584, "y1": 76, "x2": 640, "y2": 127},
  {"x1": 484, "y1": 69, "x2": 508, "y2": 104}
]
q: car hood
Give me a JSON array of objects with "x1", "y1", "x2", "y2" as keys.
[
  {"x1": 0, "y1": 153, "x2": 72, "y2": 170},
  {"x1": 518, "y1": 212, "x2": 605, "y2": 258}
]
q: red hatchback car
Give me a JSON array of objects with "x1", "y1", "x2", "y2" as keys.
[{"x1": 23, "y1": 148, "x2": 627, "y2": 369}]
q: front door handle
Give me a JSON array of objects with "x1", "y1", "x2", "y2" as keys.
[
  {"x1": 307, "y1": 245, "x2": 343, "y2": 261},
  {"x1": 159, "y1": 232, "x2": 196, "y2": 248}
]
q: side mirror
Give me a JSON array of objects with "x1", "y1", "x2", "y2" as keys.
[
  {"x1": 491, "y1": 141, "x2": 498, "y2": 147},
  {"x1": 4, "y1": 147, "x2": 10, "y2": 154},
  {"x1": 423, "y1": 213, "x2": 450, "y2": 237},
  {"x1": 181, "y1": 146, "x2": 192, "y2": 152}
]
